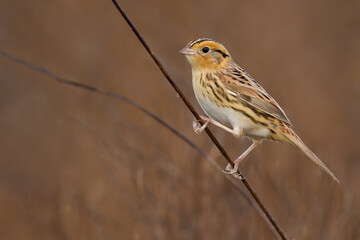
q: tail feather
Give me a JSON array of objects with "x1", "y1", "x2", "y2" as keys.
[{"x1": 285, "y1": 130, "x2": 340, "y2": 183}]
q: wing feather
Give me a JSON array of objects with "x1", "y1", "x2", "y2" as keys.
[{"x1": 220, "y1": 67, "x2": 292, "y2": 125}]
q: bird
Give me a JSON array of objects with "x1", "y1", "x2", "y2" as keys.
[{"x1": 180, "y1": 38, "x2": 339, "y2": 183}]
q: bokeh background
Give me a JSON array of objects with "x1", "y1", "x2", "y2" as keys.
[{"x1": 0, "y1": 0, "x2": 359, "y2": 239}]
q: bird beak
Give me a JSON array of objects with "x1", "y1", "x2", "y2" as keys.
[{"x1": 179, "y1": 46, "x2": 195, "y2": 55}]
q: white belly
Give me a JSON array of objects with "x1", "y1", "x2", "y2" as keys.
[{"x1": 196, "y1": 92, "x2": 270, "y2": 139}]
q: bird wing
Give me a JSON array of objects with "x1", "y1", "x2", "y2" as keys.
[{"x1": 220, "y1": 66, "x2": 292, "y2": 126}]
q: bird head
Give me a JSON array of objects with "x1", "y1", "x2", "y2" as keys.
[{"x1": 180, "y1": 38, "x2": 232, "y2": 70}]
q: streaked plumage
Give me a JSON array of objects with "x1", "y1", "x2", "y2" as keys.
[{"x1": 181, "y1": 38, "x2": 339, "y2": 182}]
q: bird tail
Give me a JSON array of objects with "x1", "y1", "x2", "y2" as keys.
[{"x1": 284, "y1": 128, "x2": 339, "y2": 183}]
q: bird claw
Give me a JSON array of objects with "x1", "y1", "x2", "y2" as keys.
[
  {"x1": 192, "y1": 120, "x2": 203, "y2": 134},
  {"x1": 224, "y1": 163, "x2": 238, "y2": 174},
  {"x1": 232, "y1": 172, "x2": 244, "y2": 180},
  {"x1": 192, "y1": 117, "x2": 210, "y2": 134},
  {"x1": 223, "y1": 163, "x2": 243, "y2": 180}
]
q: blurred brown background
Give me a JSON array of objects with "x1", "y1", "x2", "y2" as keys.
[{"x1": 0, "y1": 0, "x2": 359, "y2": 239}]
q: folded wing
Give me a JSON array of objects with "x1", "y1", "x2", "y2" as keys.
[{"x1": 221, "y1": 67, "x2": 292, "y2": 126}]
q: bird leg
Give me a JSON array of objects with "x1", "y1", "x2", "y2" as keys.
[
  {"x1": 224, "y1": 140, "x2": 260, "y2": 175},
  {"x1": 193, "y1": 116, "x2": 243, "y2": 137}
]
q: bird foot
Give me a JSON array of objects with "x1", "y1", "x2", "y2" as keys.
[
  {"x1": 223, "y1": 163, "x2": 243, "y2": 180},
  {"x1": 192, "y1": 117, "x2": 210, "y2": 134},
  {"x1": 223, "y1": 163, "x2": 239, "y2": 175}
]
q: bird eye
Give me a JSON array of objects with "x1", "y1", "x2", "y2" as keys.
[{"x1": 202, "y1": 47, "x2": 210, "y2": 53}]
